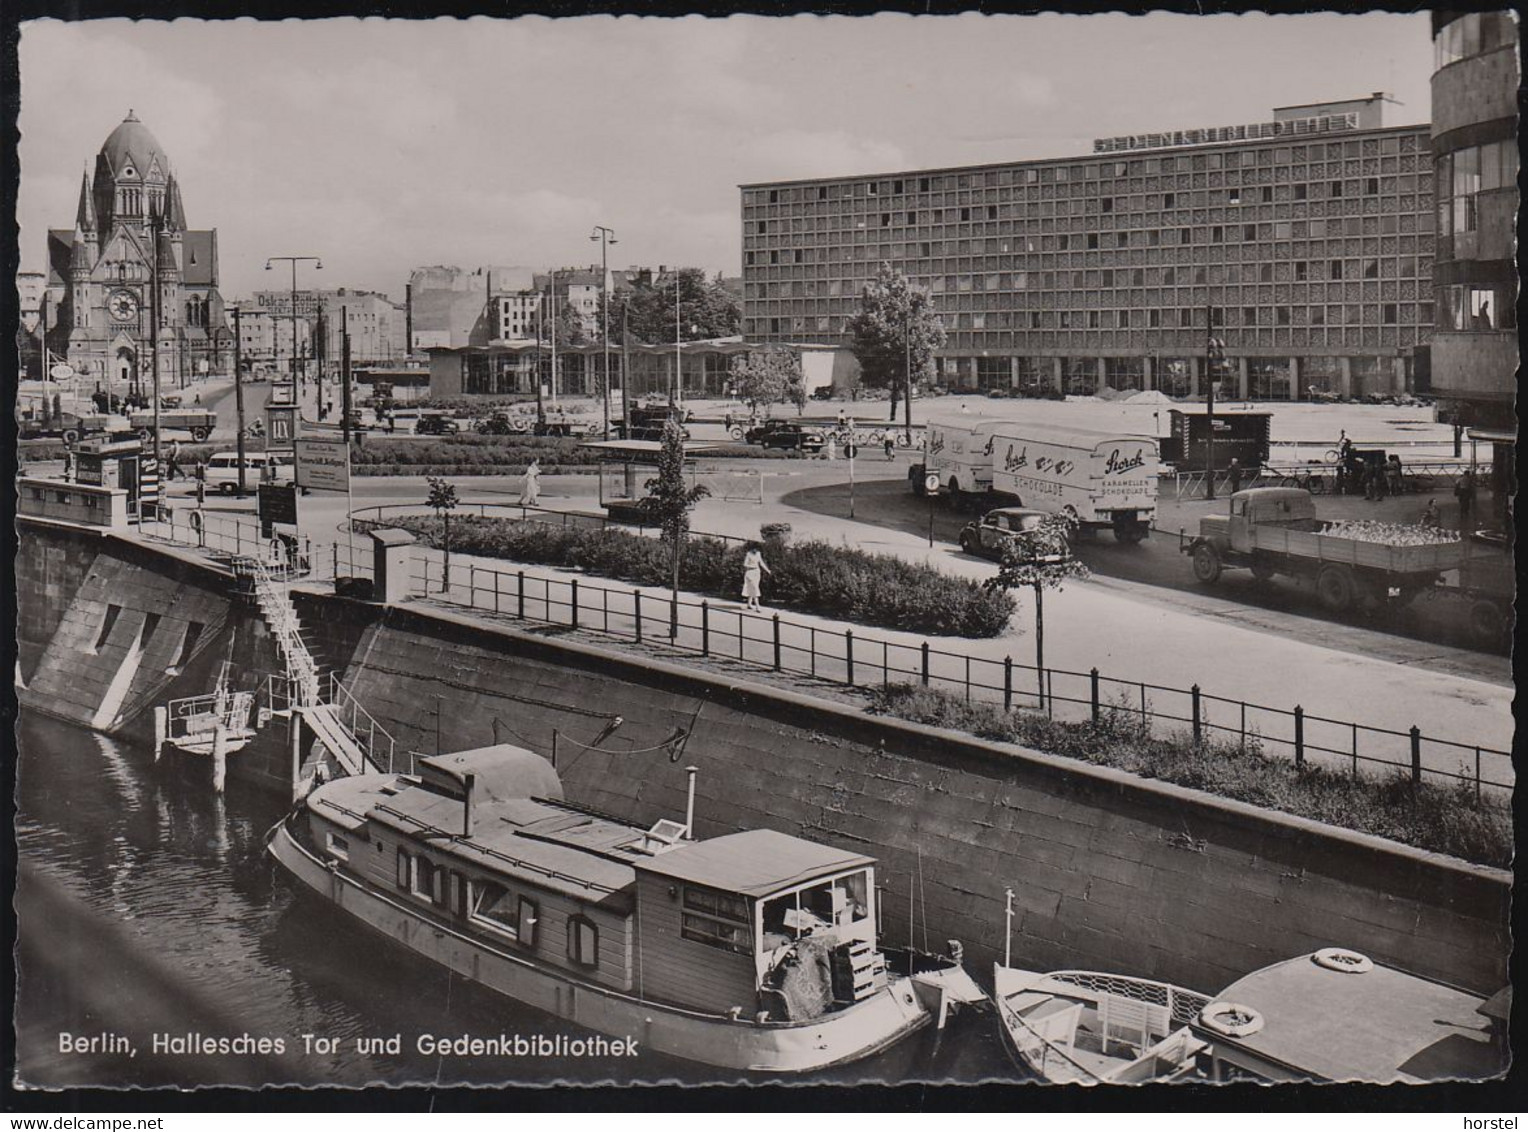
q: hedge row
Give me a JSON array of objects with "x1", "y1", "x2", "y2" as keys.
[
  {"x1": 355, "y1": 515, "x2": 1015, "y2": 637},
  {"x1": 866, "y1": 683, "x2": 1511, "y2": 867}
]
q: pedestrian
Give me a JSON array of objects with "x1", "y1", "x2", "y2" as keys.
[
  {"x1": 1455, "y1": 470, "x2": 1476, "y2": 531},
  {"x1": 741, "y1": 542, "x2": 772, "y2": 613},
  {"x1": 1420, "y1": 499, "x2": 1440, "y2": 528},
  {"x1": 166, "y1": 439, "x2": 182, "y2": 481},
  {"x1": 724, "y1": 409, "x2": 734, "y2": 433},
  {"x1": 1227, "y1": 457, "x2": 1242, "y2": 494},
  {"x1": 1338, "y1": 430, "x2": 1351, "y2": 462},
  {"x1": 520, "y1": 458, "x2": 542, "y2": 508},
  {"x1": 825, "y1": 434, "x2": 837, "y2": 461},
  {"x1": 1387, "y1": 454, "x2": 1404, "y2": 496},
  {"x1": 62, "y1": 443, "x2": 74, "y2": 483},
  {"x1": 837, "y1": 409, "x2": 847, "y2": 431},
  {"x1": 884, "y1": 434, "x2": 896, "y2": 461},
  {"x1": 1363, "y1": 461, "x2": 1378, "y2": 501}
]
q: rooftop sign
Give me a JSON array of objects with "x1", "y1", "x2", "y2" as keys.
[{"x1": 1093, "y1": 112, "x2": 1360, "y2": 154}]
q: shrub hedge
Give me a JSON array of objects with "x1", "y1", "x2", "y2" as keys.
[
  {"x1": 355, "y1": 515, "x2": 1015, "y2": 637},
  {"x1": 866, "y1": 683, "x2": 1511, "y2": 867}
]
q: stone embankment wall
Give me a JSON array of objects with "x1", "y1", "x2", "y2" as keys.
[
  {"x1": 294, "y1": 594, "x2": 1511, "y2": 997},
  {"x1": 13, "y1": 520, "x2": 1509, "y2": 997}
]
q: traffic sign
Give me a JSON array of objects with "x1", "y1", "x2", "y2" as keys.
[
  {"x1": 49, "y1": 363, "x2": 75, "y2": 380},
  {"x1": 295, "y1": 436, "x2": 350, "y2": 491},
  {"x1": 924, "y1": 473, "x2": 940, "y2": 494},
  {"x1": 844, "y1": 443, "x2": 858, "y2": 460}
]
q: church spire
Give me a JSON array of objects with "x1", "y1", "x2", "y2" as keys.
[
  {"x1": 75, "y1": 168, "x2": 97, "y2": 232},
  {"x1": 163, "y1": 173, "x2": 186, "y2": 231}
]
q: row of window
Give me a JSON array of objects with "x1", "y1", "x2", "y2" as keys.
[
  {"x1": 1435, "y1": 140, "x2": 1518, "y2": 239},
  {"x1": 1433, "y1": 11, "x2": 1517, "y2": 71},
  {"x1": 747, "y1": 134, "x2": 1425, "y2": 205},
  {"x1": 394, "y1": 848, "x2": 600, "y2": 971}
]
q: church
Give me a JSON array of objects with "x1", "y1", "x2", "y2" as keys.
[{"x1": 46, "y1": 111, "x2": 227, "y2": 391}]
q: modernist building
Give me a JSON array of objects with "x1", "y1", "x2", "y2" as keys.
[
  {"x1": 45, "y1": 111, "x2": 225, "y2": 389},
  {"x1": 740, "y1": 94, "x2": 1435, "y2": 400},
  {"x1": 1429, "y1": 10, "x2": 1518, "y2": 527}
]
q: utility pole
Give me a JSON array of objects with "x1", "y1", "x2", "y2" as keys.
[
  {"x1": 1206, "y1": 303, "x2": 1222, "y2": 502},
  {"x1": 149, "y1": 204, "x2": 163, "y2": 498},
  {"x1": 232, "y1": 305, "x2": 247, "y2": 495},
  {"x1": 903, "y1": 305, "x2": 914, "y2": 445},
  {"x1": 549, "y1": 268, "x2": 558, "y2": 410},
  {"x1": 265, "y1": 255, "x2": 322, "y2": 407},
  {"x1": 674, "y1": 270, "x2": 682, "y2": 410},
  {"x1": 590, "y1": 227, "x2": 618, "y2": 439},
  {"x1": 342, "y1": 305, "x2": 353, "y2": 445}
]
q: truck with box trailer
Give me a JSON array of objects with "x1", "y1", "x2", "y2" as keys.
[
  {"x1": 1182, "y1": 487, "x2": 1477, "y2": 614},
  {"x1": 986, "y1": 425, "x2": 1159, "y2": 543},
  {"x1": 130, "y1": 407, "x2": 217, "y2": 442},
  {"x1": 918, "y1": 416, "x2": 1007, "y2": 500}
]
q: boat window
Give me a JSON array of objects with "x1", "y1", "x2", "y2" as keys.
[
  {"x1": 471, "y1": 881, "x2": 521, "y2": 939},
  {"x1": 682, "y1": 886, "x2": 753, "y2": 955},
  {"x1": 326, "y1": 832, "x2": 349, "y2": 862},
  {"x1": 448, "y1": 871, "x2": 468, "y2": 919},
  {"x1": 396, "y1": 849, "x2": 412, "y2": 890},
  {"x1": 568, "y1": 915, "x2": 599, "y2": 969},
  {"x1": 684, "y1": 886, "x2": 749, "y2": 924},
  {"x1": 518, "y1": 896, "x2": 539, "y2": 948},
  {"x1": 412, "y1": 856, "x2": 440, "y2": 902},
  {"x1": 834, "y1": 871, "x2": 870, "y2": 924}
]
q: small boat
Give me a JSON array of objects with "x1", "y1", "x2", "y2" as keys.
[
  {"x1": 992, "y1": 890, "x2": 1211, "y2": 1084},
  {"x1": 154, "y1": 661, "x2": 257, "y2": 791},
  {"x1": 994, "y1": 966, "x2": 1212, "y2": 1084},
  {"x1": 1191, "y1": 948, "x2": 1508, "y2": 1084},
  {"x1": 268, "y1": 743, "x2": 977, "y2": 1074}
]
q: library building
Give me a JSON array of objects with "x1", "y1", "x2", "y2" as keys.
[{"x1": 740, "y1": 94, "x2": 1438, "y2": 401}]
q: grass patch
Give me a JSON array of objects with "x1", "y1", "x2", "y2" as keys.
[
  {"x1": 865, "y1": 683, "x2": 1511, "y2": 868},
  {"x1": 357, "y1": 515, "x2": 1015, "y2": 638}
]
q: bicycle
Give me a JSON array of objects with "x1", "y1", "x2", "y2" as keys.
[{"x1": 1267, "y1": 463, "x2": 1329, "y2": 494}]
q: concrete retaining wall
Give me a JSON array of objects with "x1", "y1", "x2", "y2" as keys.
[{"x1": 294, "y1": 594, "x2": 1510, "y2": 997}]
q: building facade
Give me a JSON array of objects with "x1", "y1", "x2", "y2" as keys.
[
  {"x1": 45, "y1": 111, "x2": 225, "y2": 390},
  {"x1": 1429, "y1": 10, "x2": 1518, "y2": 528},
  {"x1": 740, "y1": 94, "x2": 1434, "y2": 400}
]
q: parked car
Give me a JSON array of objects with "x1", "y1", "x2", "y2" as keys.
[
  {"x1": 958, "y1": 507, "x2": 1067, "y2": 561},
  {"x1": 745, "y1": 420, "x2": 826, "y2": 452},
  {"x1": 200, "y1": 451, "x2": 296, "y2": 494},
  {"x1": 415, "y1": 414, "x2": 461, "y2": 436}
]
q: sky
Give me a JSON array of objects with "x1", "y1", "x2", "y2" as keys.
[{"x1": 17, "y1": 13, "x2": 1434, "y2": 304}]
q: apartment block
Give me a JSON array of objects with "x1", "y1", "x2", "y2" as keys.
[{"x1": 740, "y1": 94, "x2": 1435, "y2": 400}]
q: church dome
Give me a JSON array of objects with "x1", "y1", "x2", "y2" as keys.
[{"x1": 99, "y1": 110, "x2": 169, "y2": 181}]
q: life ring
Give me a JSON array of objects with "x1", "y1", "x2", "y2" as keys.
[
  {"x1": 1198, "y1": 1001, "x2": 1265, "y2": 1038},
  {"x1": 1312, "y1": 947, "x2": 1374, "y2": 974}
]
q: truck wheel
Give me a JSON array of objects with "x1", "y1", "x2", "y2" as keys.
[
  {"x1": 1316, "y1": 565, "x2": 1355, "y2": 613},
  {"x1": 1469, "y1": 600, "x2": 1507, "y2": 647},
  {"x1": 1192, "y1": 544, "x2": 1222, "y2": 584},
  {"x1": 218, "y1": 482, "x2": 236, "y2": 496},
  {"x1": 1114, "y1": 522, "x2": 1146, "y2": 545},
  {"x1": 61, "y1": 429, "x2": 80, "y2": 445},
  {"x1": 191, "y1": 426, "x2": 211, "y2": 442},
  {"x1": 1250, "y1": 560, "x2": 1277, "y2": 582}
]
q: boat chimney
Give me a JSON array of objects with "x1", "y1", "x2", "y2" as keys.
[
  {"x1": 684, "y1": 765, "x2": 698, "y2": 839},
  {"x1": 462, "y1": 772, "x2": 476, "y2": 838}
]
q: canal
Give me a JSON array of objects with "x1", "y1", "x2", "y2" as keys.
[{"x1": 13, "y1": 710, "x2": 1012, "y2": 1089}]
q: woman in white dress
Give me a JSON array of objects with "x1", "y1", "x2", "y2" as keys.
[
  {"x1": 520, "y1": 459, "x2": 541, "y2": 507},
  {"x1": 741, "y1": 543, "x2": 772, "y2": 612}
]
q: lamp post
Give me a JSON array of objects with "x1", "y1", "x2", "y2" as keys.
[
  {"x1": 229, "y1": 303, "x2": 248, "y2": 496},
  {"x1": 266, "y1": 255, "x2": 322, "y2": 409},
  {"x1": 590, "y1": 227, "x2": 617, "y2": 439}
]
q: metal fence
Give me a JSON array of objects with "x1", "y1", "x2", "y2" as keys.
[
  {"x1": 405, "y1": 549, "x2": 1511, "y2": 799},
  {"x1": 1172, "y1": 460, "x2": 1475, "y2": 502}
]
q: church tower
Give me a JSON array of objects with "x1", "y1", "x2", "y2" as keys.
[{"x1": 49, "y1": 111, "x2": 223, "y2": 389}]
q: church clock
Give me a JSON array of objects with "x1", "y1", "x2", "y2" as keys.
[{"x1": 108, "y1": 289, "x2": 140, "y2": 322}]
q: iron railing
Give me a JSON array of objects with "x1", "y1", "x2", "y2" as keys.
[{"x1": 404, "y1": 549, "x2": 1511, "y2": 798}]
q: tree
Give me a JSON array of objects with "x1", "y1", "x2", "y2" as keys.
[
  {"x1": 552, "y1": 297, "x2": 589, "y2": 347},
  {"x1": 982, "y1": 513, "x2": 1090, "y2": 708},
  {"x1": 640, "y1": 420, "x2": 710, "y2": 634},
  {"x1": 728, "y1": 348, "x2": 806, "y2": 417},
  {"x1": 426, "y1": 476, "x2": 459, "y2": 593},
  {"x1": 601, "y1": 268, "x2": 740, "y2": 346},
  {"x1": 844, "y1": 263, "x2": 946, "y2": 435}
]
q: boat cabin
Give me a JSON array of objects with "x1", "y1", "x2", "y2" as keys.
[
  {"x1": 302, "y1": 744, "x2": 886, "y2": 1020},
  {"x1": 1194, "y1": 950, "x2": 1506, "y2": 1083}
]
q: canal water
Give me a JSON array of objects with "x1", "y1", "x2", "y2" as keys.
[{"x1": 13, "y1": 710, "x2": 1014, "y2": 1090}]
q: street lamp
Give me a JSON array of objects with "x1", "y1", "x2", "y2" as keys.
[
  {"x1": 590, "y1": 226, "x2": 617, "y2": 439},
  {"x1": 266, "y1": 255, "x2": 322, "y2": 405}
]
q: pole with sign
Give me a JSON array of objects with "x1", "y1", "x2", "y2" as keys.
[
  {"x1": 845, "y1": 441, "x2": 858, "y2": 519},
  {"x1": 295, "y1": 435, "x2": 355, "y2": 573},
  {"x1": 925, "y1": 472, "x2": 940, "y2": 547}
]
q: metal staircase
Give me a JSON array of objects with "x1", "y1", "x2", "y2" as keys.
[{"x1": 234, "y1": 556, "x2": 394, "y2": 781}]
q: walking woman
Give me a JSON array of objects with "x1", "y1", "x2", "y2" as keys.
[
  {"x1": 520, "y1": 458, "x2": 542, "y2": 508},
  {"x1": 741, "y1": 542, "x2": 772, "y2": 612}
]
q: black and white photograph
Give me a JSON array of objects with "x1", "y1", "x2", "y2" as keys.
[{"x1": 7, "y1": 7, "x2": 1518, "y2": 1102}]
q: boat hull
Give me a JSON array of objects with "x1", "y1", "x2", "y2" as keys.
[{"x1": 268, "y1": 820, "x2": 932, "y2": 1075}]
